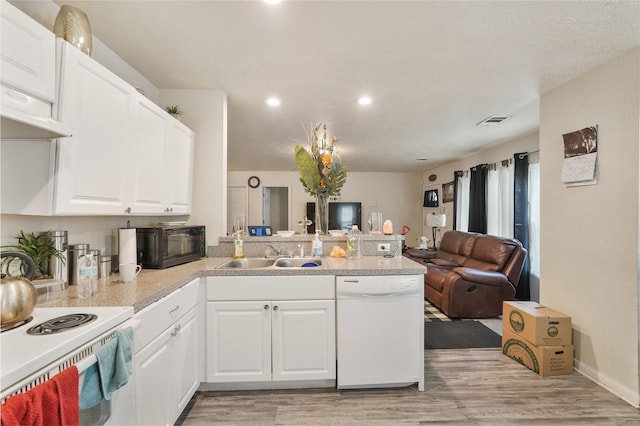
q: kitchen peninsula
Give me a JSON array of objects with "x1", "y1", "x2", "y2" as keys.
[
  {"x1": 34, "y1": 253, "x2": 426, "y2": 423},
  {"x1": 38, "y1": 255, "x2": 425, "y2": 312}
]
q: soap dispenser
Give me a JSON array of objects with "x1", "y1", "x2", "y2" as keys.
[
  {"x1": 312, "y1": 231, "x2": 323, "y2": 257},
  {"x1": 233, "y1": 230, "x2": 244, "y2": 259}
]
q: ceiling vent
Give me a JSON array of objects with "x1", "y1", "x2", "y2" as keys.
[{"x1": 477, "y1": 115, "x2": 511, "y2": 126}]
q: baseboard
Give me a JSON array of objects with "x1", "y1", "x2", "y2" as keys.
[
  {"x1": 199, "y1": 379, "x2": 336, "y2": 391},
  {"x1": 574, "y1": 359, "x2": 640, "y2": 408}
]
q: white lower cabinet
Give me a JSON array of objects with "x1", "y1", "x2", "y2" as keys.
[
  {"x1": 272, "y1": 300, "x2": 335, "y2": 382},
  {"x1": 134, "y1": 279, "x2": 201, "y2": 425},
  {"x1": 207, "y1": 299, "x2": 335, "y2": 384},
  {"x1": 205, "y1": 275, "x2": 336, "y2": 387},
  {"x1": 135, "y1": 321, "x2": 172, "y2": 425},
  {"x1": 172, "y1": 306, "x2": 199, "y2": 416},
  {"x1": 207, "y1": 301, "x2": 271, "y2": 383}
]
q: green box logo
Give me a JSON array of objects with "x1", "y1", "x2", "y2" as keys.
[{"x1": 509, "y1": 310, "x2": 525, "y2": 332}]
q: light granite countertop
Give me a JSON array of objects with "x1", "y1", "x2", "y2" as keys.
[{"x1": 38, "y1": 256, "x2": 426, "y2": 313}]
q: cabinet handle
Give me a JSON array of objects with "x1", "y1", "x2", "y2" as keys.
[
  {"x1": 170, "y1": 324, "x2": 182, "y2": 337},
  {"x1": 125, "y1": 207, "x2": 132, "y2": 214},
  {"x1": 264, "y1": 304, "x2": 269, "y2": 310},
  {"x1": 273, "y1": 305, "x2": 278, "y2": 311},
  {"x1": 170, "y1": 305, "x2": 180, "y2": 314}
]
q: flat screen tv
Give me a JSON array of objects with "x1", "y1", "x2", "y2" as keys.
[
  {"x1": 305, "y1": 202, "x2": 362, "y2": 233},
  {"x1": 423, "y1": 189, "x2": 439, "y2": 207}
]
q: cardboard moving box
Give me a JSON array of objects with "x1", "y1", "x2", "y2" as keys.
[
  {"x1": 502, "y1": 328, "x2": 574, "y2": 377},
  {"x1": 503, "y1": 301, "x2": 572, "y2": 346}
]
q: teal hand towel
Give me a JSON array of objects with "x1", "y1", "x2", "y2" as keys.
[
  {"x1": 79, "y1": 327, "x2": 134, "y2": 409},
  {"x1": 79, "y1": 364, "x2": 100, "y2": 410}
]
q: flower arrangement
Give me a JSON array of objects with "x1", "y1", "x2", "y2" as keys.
[{"x1": 294, "y1": 121, "x2": 347, "y2": 197}]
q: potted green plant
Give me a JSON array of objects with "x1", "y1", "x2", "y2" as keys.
[
  {"x1": 3, "y1": 231, "x2": 65, "y2": 279},
  {"x1": 165, "y1": 105, "x2": 183, "y2": 120}
]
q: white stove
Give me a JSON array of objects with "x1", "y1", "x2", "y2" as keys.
[{"x1": 1, "y1": 306, "x2": 133, "y2": 394}]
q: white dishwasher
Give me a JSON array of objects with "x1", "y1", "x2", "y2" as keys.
[{"x1": 336, "y1": 275, "x2": 424, "y2": 391}]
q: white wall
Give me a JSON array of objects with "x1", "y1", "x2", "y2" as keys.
[
  {"x1": 227, "y1": 171, "x2": 423, "y2": 244},
  {"x1": 540, "y1": 48, "x2": 640, "y2": 406},
  {"x1": 0, "y1": 215, "x2": 156, "y2": 257},
  {"x1": 419, "y1": 132, "x2": 539, "y2": 241}
]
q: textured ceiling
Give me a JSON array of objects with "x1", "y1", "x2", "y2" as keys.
[{"x1": 46, "y1": 0, "x2": 640, "y2": 172}]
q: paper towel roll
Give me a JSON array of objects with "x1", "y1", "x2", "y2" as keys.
[{"x1": 118, "y1": 228, "x2": 137, "y2": 265}]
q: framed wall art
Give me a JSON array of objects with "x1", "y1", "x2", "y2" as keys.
[{"x1": 442, "y1": 181, "x2": 454, "y2": 203}]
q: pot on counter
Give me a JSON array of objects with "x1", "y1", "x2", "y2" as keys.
[{"x1": 0, "y1": 276, "x2": 37, "y2": 327}]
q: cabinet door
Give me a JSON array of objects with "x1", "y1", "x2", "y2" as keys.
[
  {"x1": 206, "y1": 301, "x2": 271, "y2": 383},
  {"x1": 135, "y1": 327, "x2": 172, "y2": 426},
  {"x1": 129, "y1": 96, "x2": 167, "y2": 214},
  {"x1": 271, "y1": 300, "x2": 336, "y2": 382},
  {"x1": 0, "y1": 1, "x2": 55, "y2": 101},
  {"x1": 164, "y1": 120, "x2": 194, "y2": 214},
  {"x1": 55, "y1": 41, "x2": 134, "y2": 215},
  {"x1": 170, "y1": 306, "x2": 199, "y2": 423}
]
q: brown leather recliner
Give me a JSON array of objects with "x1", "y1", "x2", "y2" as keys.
[{"x1": 422, "y1": 231, "x2": 527, "y2": 318}]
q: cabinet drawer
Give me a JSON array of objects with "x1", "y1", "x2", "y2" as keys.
[
  {"x1": 206, "y1": 275, "x2": 335, "y2": 301},
  {"x1": 134, "y1": 279, "x2": 200, "y2": 351}
]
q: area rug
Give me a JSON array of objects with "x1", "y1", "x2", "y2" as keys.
[
  {"x1": 424, "y1": 320, "x2": 502, "y2": 349},
  {"x1": 424, "y1": 300, "x2": 458, "y2": 322}
]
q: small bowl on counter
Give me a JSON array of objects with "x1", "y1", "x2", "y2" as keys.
[{"x1": 328, "y1": 229, "x2": 346, "y2": 237}]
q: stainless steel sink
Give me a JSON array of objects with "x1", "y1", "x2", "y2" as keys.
[
  {"x1": 217, "y1": 258, "x2": 276, "y2": 269},
  {"x1": 274, "y1": 258, "x2": 322, "y2": 268},
  {"x1": 216, "y1": 257, "x2": 323, "y2": 269}
]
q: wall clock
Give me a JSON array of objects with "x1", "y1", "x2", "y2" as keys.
[{"x1": 248, "y1": 176, "x2": 260, "y2": 188}]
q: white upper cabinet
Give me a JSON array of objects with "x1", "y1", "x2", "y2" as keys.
[
  {"x1": 0, "y1": 1, "x2": 69, "y2": 139},
  {"x1": 164, "y1": 119, "x2": 194, "y2": 215},
  {"x1": 129, "y1": 97, "x2": 195, "y2": 215},
  {"x1": 51, "y1": 39, "x2": 194, "y2": 216},
  {"x1": 129, "y1": 96, "x2": 168, "y2": 214},
  {"x1": 0, "y1": 1, "x2": 54, "y2": 101},
  {"x1": 54, "y1": 40, "x2": 135, "y2": 215}
]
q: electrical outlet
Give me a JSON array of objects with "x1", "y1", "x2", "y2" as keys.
[{"x1": 378, "y1": 243, "x2": 390, "y2": 252}]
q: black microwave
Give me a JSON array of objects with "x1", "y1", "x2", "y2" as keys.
[{"x1": 136, "y1": 226, "x2": 206, "y2": 269}]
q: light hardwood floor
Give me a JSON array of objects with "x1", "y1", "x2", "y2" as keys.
[{"x1": 180, "y1": 348, "x2": 640, "y2": 425}]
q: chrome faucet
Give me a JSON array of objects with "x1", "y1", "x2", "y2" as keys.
[{"x1": 265, "y1": 244, "x2": 281, "y2": 258}]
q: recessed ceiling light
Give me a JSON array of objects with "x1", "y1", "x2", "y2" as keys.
[
  {"x1": 266, "y1": 97, "x2": 281, "y2": 107},
  {"x1": 357, "y1": 96, "x2": 372, "y2": 105},
  {"x1": 263, "y1": 0, "x2": 282, "y2": 4}
]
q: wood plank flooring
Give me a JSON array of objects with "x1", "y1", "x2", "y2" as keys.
[{"x1": 180, "y1": 348, "x2": 640, "y2": 425}]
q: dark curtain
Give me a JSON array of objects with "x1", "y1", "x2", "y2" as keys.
[
  {"x1": 513, "y1": 152, "x2": 530, "y2": 300},
  {"x1": 453, "y1": 171, "x2": 463, "y2": 230},
  {"x1": 468, "y1": 164, "x2": 488, "y2": 233}
]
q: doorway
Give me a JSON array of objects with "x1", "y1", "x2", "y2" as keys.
[{"x1": 262, "y1": 186, "x2": 289, "y2": 232}]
